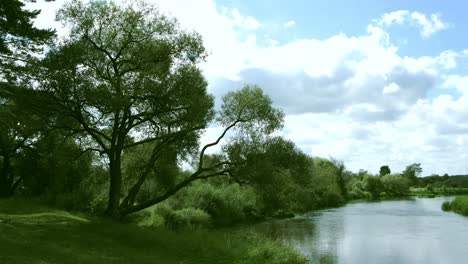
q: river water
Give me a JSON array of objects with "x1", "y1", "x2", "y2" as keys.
[{"x1": 247, "y1": 197, "x2": 468, "y2": 264}]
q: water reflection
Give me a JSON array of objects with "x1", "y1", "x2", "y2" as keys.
[{"x1": 247, "y1": 197, "x2": 468, "y2": 264}]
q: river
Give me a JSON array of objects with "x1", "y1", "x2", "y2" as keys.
[{"x1": 247, "y1": 197, "x2": 468, "y2": 264}]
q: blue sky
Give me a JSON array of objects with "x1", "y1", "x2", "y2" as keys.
[
  {"x1": 28, "y1": 0, "x2": 468, "y2": 175},
  {"x1": 219, "y1": 0, "x2": 467, "y2": 57}
]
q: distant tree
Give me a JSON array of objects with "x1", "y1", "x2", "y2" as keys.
[
  {"x1": 358, "y1": 169, "x2": 368, "y2": 180},
  {"x1": 402, "y1": 163, "x2": 422, "y2": 186},
  {"x1": 426, "y1": 183, "x2": 434, "y2": 193},
  {"x1": 331, "y1": 159, "x2": 347, "y2": 199},
  {"x1": 379, "y1": 165, "x2": 391, "y2": 176},
  {"x1": 365, "y1": 176, "x2": 383, "y2": 199},
  {"x1": 230, "y1": 137, "x2": 312, "y2": 213},
  {"x1": 381, "y1": 174, "x2": 410, "y2": 197}
]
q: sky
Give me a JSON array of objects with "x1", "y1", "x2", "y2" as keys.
[{"x1": 25, "y1": 0, "x2": 468, "y2": 176}]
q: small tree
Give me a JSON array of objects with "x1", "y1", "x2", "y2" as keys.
[
  {"x1": 402, "y1": 163, "x2": 422, "y2": 186},
  {"x1": 379, "y1": 165, "x2": 391, "y2": 176},
  {"x1": 365, "y1": 176, "x2": 383, "y2": 199}
]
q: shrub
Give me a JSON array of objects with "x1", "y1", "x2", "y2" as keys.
[
  {"x1": 244, "y1": 235, "x2": 307, "y2": 264},
  {"x1": 441, "y1": 201, "x2": 452, "y2": 211},
  {"x1": 318, "y1": 190, "x2": 344, "y2": 207},
  {"x1": 172, "y1": 182, "x2": 261, "y2": 225},
  {"x1": 154, "y1": 204, "x2": 212, "y2": 229},
  {"x1": 449, "y1": 196, "x2": 468, "y2": 216}
]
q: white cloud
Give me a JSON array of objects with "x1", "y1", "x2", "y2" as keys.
[
  {"x1": 383, "y1": 82, "x2": 400, "y2": 94},
  {"x1": 284, "y1": 20, "x2": 296, "y2": 28},
  {"x1": 230, "y1": 8, "x2": 261, "y2": 30},
  {"x1": 376, "y1": 10, "x2": 449, "y2": 37},
  {"x1": 377, "y1": 10, "x2": 409, "y2": 26},
  {"x1": 411, "y1": 12, "x2": 448, "y2": 37}
]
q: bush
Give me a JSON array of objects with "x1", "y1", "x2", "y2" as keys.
[
  {"x1": 318, "y1": 190, "x2": 344, "y2": 207},
  {"x1": 441, "y1": 201, "x2": 452, "y2": 211},
  {"x1": 244, "y1": 235, "x2": 307, "y2": 264},
  {"x1": 172, "y1": 182, "x2": 262, "y2": 225},
  {"x1": 448, "y1": 196, "x2": 468, "y2": 216},
  {"x1": 381, "y1": 174, "x2": 410, "y2": 197},
  {"x1": 154, "y1": 204, "x2": 212, "y2": 229}
]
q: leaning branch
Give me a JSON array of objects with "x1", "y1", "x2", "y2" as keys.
[
  {"x1": 198, "y1": 120, "x2": 241, "y2": 170},
  {"x1": 120, "y1": 169, "x2": 231, "y2": 216}
]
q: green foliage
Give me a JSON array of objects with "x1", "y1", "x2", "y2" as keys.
[
  {"x1": 379, "y1": 165, "x2": 391, "y2": 176},
  {"x1": 245, "y1": 236, "x2": 307, "y2": 264},
  {"x1": 365, "y1": 176, "x2": 384, "y2": 199},
  {"x1": 0, "y1": 0, "x2": 55, "y2": 79},
  {"x1": 380, "y1": 174, "x2": 410, "y2": 197},
  {"x1": 172, "y1": 182, "x2": 261, "y2": 225},
  {"x1": 443, "y1": 196, "x2": 468, "y2": 216},
  {"x1": 402, "y1": 163, "x2": 422, "y2": 186},
  {"x1": 219, "y1": 85, "x2": 284, "y2": 135},
  {"x1": 153, "y1": 204, "x2": 212, "y2": 229},
  {"x1": 231, "y1": 137, "x2": 325, "y2": 214},
  {"x1": 426, "y1": 183, "x2": 434, "y2": 193},
  {"x1": 441, "y1": 201, "x2": 452, "y2": 211}
]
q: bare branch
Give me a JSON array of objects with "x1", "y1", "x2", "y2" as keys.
[{"x1": 198, "y1": 120, "x2": 241, "y2": 170}]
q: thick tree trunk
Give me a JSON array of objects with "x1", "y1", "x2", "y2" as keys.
[{"x1": 106, "y1": 152, "x2": 122, "y2": 217}]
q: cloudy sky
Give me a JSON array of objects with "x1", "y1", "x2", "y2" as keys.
[{"x1": 27, "y1": 0, "x2": 468, "y2": 176}]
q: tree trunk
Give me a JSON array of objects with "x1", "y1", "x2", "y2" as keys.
[
  {"x1": 0, "y1": 154, "x2": 13, "y2": 197},
  {"x1": 106, "y1": 151, "x2": 122, "y2": 217}
]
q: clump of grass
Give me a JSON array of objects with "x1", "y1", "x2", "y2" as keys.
[
  {"x1": 441, "y1": 201, "x2": 452, "y2": 211},
  {"x1": 449, "y1": 196, "x2": 468, "y2": 216}
]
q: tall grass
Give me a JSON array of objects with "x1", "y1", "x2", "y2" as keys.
[{"x1": 441, "y1": 196, "x2": 468, "y2": 216}]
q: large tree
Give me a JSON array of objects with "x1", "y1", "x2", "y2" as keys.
[
  {"x1": 34, "y1": 0, "x2": 283, "y2": 217},
  {"x1": 0, "y1": 0, "x2": 54, "y2": 79},
  {"x1": 0, "y1": 0, "x2": 54, "y2": 197}
]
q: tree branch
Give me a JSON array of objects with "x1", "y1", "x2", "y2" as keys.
[
  {"x1": 120, "y1": 169, "x2": 231, "y2": 215},
  {"x1": 198, "y1": 120, "x2": 240, "y2": 170}
]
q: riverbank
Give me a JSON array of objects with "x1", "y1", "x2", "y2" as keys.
[
  {"x1": 0, "y1": 199, "x2": 306, "y2": 264},
  {"x1": 410, "y1": 187, "x2": 468, "y2": 198},
  {"x1": 441, "y1": 196, "x2": 468, "y2": 216}
]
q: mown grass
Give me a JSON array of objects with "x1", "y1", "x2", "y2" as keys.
[
  {"x1": 0, "y1": 199, "x2": 306, "y2": 264},
  {"x1": 441, "y1": 196, "x2": 468, "y2": 216}
]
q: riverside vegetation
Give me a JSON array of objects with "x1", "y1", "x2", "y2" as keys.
[
  {"x1": 2, "y1": 0, "x2": 468, "y2": 263},
  {"x1": 441, "y1": 196, "x2": 468, "y2": 216}
]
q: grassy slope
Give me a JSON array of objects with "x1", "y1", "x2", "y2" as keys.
[{"x1": 0, "y1": 199, "x2": 306, "y2": 264}]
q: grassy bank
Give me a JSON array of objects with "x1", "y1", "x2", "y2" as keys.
[
  {"x1": 0, "y1": 199, "x2": 306, "y2": 264},
  {"x1": 441, "y1": 196, "x2": 468, "y2": 216},
  {"x1": 410, "y1": 187, "x2": 468, "y2": 198}
]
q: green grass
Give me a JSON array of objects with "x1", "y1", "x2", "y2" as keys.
[
  {"x1": 442, "y1": 196, "x2": 468, "y2": 216},
  {"x1": 410, "y1": 187, "x2": 468, "y2": 197},
  {"x1": 0, "y1": 198, "x2": 306, "y2": 264}
]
